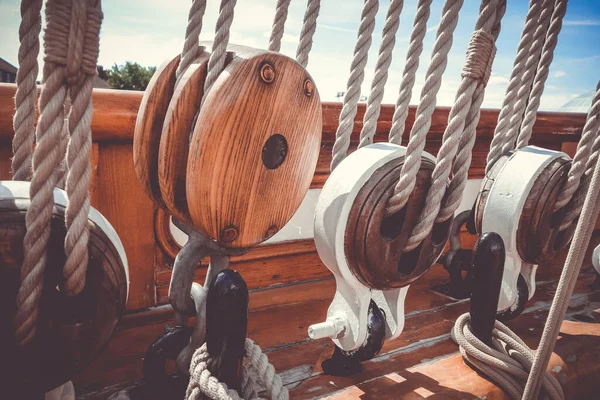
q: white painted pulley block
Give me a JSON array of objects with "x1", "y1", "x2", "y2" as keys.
[
  {"x1": 479, "y1": 146, "x2": 569, "y2": 312},
  {"x1": 308, "y1": 143, "x2": 438, "y2": 351}
]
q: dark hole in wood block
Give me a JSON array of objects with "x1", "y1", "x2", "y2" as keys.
[{"x1": 262, "y1": 134, "x2": 288, "y2": 170}]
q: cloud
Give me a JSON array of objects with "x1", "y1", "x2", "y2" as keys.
[
  {"x1": 488, "y1": 75, "x2": 509, "y2": 85},
  {"x1": 563, "y1": 19, "x2": 600, "y2": 26},
  {"x1": 553, "y1": 71, "x2": 568, "y2": 78}
]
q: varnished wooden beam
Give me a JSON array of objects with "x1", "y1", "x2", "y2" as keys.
[{"x1": 0, "y1": 83, "x2": 587, "y2": 143}]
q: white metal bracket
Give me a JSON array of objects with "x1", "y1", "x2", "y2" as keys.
[
  {"x1": 480, "y1": 146, "x2": 566, "y2": 311},
  {"x1": 308, "y1": 143, "x2": 434, "y2": 351}
]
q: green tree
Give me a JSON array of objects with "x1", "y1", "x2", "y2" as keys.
[{"x1": 104, "y1": 62, "x2": 156, "y2": 91}]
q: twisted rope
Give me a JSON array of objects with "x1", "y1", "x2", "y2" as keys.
[
  {"x1": 385, "y1": 0, "x2": 464, "y2": 216},
  {"x1": 330, "y1": 0, "x2": 379, "y2": 171},
  {"x1": 295, "y1": 0, "x2": 320, "y2": 68},
  {"x1": 186, "y1": 340, "x2": 288, "y2": 400},
  {"x1": 485, "y1": 0, "x2": 553, "y2": 172},
  {"x1": 268, "y1": 0, "x2": 291, "y2": 53},
  {"x1": 63, "y1": 77, "x2": 94, "y2": 295},
  {"x1": 554, "y1": 82, "x2": 600, "y2": 211},
  {"x1": 388, "y1": 0, "x2": 433, "y2": 145},
  {"x1": 452, "y1": 313, "x2": 564, "y2": 400},
  {"x1": 14, "y1": 0, "x2": 103, "y2": 345},
  {"x1": 14, "y1": 65, "x2": 66, "y2": 346},
  {"x1": 517, "y1": 0, "x2": 568, "y2": 149},
  {"x1": 203, "y1": 0, "x2": 237, "y2": 103},
  {"x1": 177, "y1": 0, "x2": 208, "y2": 78},
  {"x1": 436, "y1": 0, "x2": 505, "y2": 223},
  {"x1": 12, "y1": 0, "x2": 43, "y2": 182},
  {"x1": 406, "y1": 0, "x2": 503, "y2": 250},
  {"x1": 559, "y1": 87, "x2": 600, "y2": 232},
  {"x1": 357, "y1": 0, "x2": 405, "y2": 148}
]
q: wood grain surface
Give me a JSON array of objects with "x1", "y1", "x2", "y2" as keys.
[
  {"x1": 132, "y1": 55, "x2": 180, "y2": 208},
  {"x1": 186, "y1": 47, "x2": 322, "y2": 247},
  {"x1": 158, "y1": 47, "x2": 212, "y2": 223}
]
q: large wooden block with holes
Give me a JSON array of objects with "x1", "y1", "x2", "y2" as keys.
[{"x1": 133, "y1": 45, "x2": 322, "y2": 248}]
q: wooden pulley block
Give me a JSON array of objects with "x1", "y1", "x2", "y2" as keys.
[
  {"x1": 134, "y1": 44, "x2": 322, "y2": 249},
  {"x1": 345, "y1": 151, "x2": 451, "y2": 290},
  {"x1": 0, "y1": 181, "x2": 128, "y2": 394},
  {"x1": 134, "y1": 44, "x2": 217, "y2": 221},
  {"x1": 186, "y1": 45, "x2": 322, "y2": 248},
  {"x1": 475, "y1": 148, "x2": 572, "y2": 264}
]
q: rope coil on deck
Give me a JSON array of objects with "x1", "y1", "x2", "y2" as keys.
[{"x1": 452, "y1": 313, "x2": 564, "y2": 400}]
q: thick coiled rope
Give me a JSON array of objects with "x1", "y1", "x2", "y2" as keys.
[
  {"x1": 186, "y1": 340, "x2": 288, "y2": 400},
  {"x1": 14, "y1": 0, "x2": 102, "y2": 346},
  {"x1": 177, "y1": 0, "x2": 208, "y2": 78},
  {"x1": 330, "y1": 0, "x2": 379, "y2": 171},
  {"x1": 405, "y1": 0, "x2": 505, "y2": 251},
  {"x1": 485, "y1": 0, "x2": 555, "y2": 173},
  {"x1": 357, "y1": 0, "x2": 405, "y2": 147},
  {"x1": 295, "y1": 0, "x2": 321, "y2": 68},
  {"x1": 385, "y1": 0, "x2": 464, "y2": 216},
  {"x1": 11, "y1": 0, "x2": 43, "y2": 182},
  {"x1": 387, "y1": 0, "x2": 433, "y2": 145},
  {"x1": 203, "y1": 0, "x2": 237, "y2": 103}
]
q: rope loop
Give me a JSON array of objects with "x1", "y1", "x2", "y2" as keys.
[
  {"x1": 186, "y1": 340, "x2": 288, "y2": 400},
  {"x1": 461, "y1": 29, "x2": 496, "y2": 86},
  {"x1": 45, "y1": 0, "x2": 102, "y2": 87}
]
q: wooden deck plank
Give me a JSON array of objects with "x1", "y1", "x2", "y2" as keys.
[{"x1": 74, "y1": 259, "x2": 600, "y2": 395}]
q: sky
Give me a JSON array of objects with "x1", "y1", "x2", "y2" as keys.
[{"x1": 0, "y1": 0, "x2": 599, "y2": 111}]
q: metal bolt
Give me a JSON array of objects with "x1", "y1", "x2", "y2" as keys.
[
  {"x1": 304, "y1": 79, "x2": 314, "y2": 97},
  {"x1": 308, "y1": 316, "x2": 347, "y2": 340},
  {"x1": 220, "y1": 225, "x2": 239, "y2": 243},
  {"x1": 259, "y1": 62, "x2": 275, "y2": 84},
  {"x1": 265, "y1": 225, "x2": 278, "y2": 240}
]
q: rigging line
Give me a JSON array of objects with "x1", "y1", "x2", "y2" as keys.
[
  {"x1": 385, "y1": 0, "x2": 464, "y2": 216},
  {"x1": 330, "y1": 0, "x2": 379, "y2": 172},
  {"x1": 485, "y1": 0, "x2": 554, "y2": 173},
  {"x1": 296, "y1": 0, "x2": 321, "y2": 68},
  {"x1": 269, "y1": 0, "x2": 291, "y2": 53},
  {"x1": 388, "y1": 0, "x2": 433, "y2": 145},
  {"x1": 358, "y1": 0, "x2": 405, "y2": 147}
]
